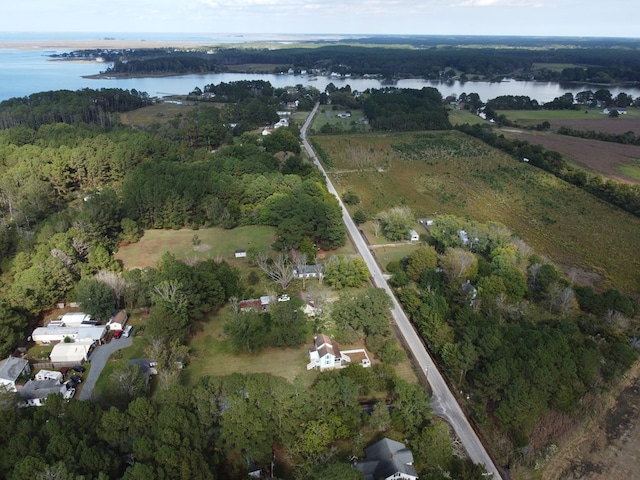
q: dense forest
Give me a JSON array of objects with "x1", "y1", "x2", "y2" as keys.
[{"x1": 71, "y1": 37, "x2": 640, "y2": 83}]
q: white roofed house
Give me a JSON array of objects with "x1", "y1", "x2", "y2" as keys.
[
  {"x1": 0, "y1": 357, "x2": 31, "y2": 392},
  {"x1": 59, "y1": 312, "x2": 96, "y2": 327},
  {"x1": 49, "y1": 340, "x2": 94, "y2": 365},
  {"x1": 31, "y1": 325, "x2": 107, "y2": 345}
]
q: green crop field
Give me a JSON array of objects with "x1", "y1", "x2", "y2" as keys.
[
  {"x1": 315, "y1": 130, "x2": 640, "y2": 292},
  {"x1": 115, "y1": 226, "x2": 277, "y2": 270}
]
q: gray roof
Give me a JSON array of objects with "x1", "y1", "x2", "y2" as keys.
[
  {"x1": 355, "y1": 438, "x2": 418, "y2": 480},
  {"x1": 0, "y1": 357, "x2": 29, "y2": 382},
  {"x1": 19, "y1": 379, "x2": 67, "y2": 400}
]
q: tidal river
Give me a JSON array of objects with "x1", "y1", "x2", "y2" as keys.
[{"x1": 1, "y1": 47, "x2": 639, "y2": 103}]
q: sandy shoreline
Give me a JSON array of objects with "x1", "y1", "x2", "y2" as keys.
[{"x1": 0, "y1": 40, "x2": 222, "y2": 51}]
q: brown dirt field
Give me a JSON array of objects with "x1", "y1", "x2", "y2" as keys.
[
  {"x1": 501, "y1": 130, "x2": 640, "y2": 184},
  {"x1": 542, "y1": 360, "x2": 640, "y2": 480},
  {"x1": 551, "y1": 117, "x2": 640, "y2": 136}
]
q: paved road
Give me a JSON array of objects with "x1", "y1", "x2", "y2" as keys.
[
  {"x1": 301, "y1": 104, "x2": 502, "y2": 479},
  {"x1": 79, "y1": 336, "x2": 133, "y2": 401}
]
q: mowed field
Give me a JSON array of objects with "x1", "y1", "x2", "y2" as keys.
[
  {"x1": 313, "y1": 130, "x2": 640, "y2": 292},
  {"x1": 115, "y1": 226, "x2": 277, "y2": 269}
]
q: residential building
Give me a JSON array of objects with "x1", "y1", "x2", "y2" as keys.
[
  {"x1": 49, "y1": 339, "x2": 94, "y2": 364},
  {"x1": 293, "y1": 264, "x2": 323, "y2": 279},
  {"x1": 31, "y1": 325, "x2": 107, "y2": 345},
  {"x1": 0, "y1": 357, "x2": 31, "y2": 392},
  {"x1": 19, "y1": 378, "x2": 67, "y2": 407},
  {"x1": 307, "y1": 334, "x2": 371, "y2": 371},
  {"x1": 353, "y1": 438, "x2": 418, "y2": 480}
]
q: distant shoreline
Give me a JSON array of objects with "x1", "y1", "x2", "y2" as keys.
[{"x1": 0, "y1": 39, "x2": 217, "y2": 51}]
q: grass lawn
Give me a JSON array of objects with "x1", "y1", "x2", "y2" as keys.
[
  {"x1": 497, "y1": 107, "x2": 640, "y2": 127},
  {"x1": 115, "y1": 226, "x2": 277, "y2": 269},
  {"x1": 93, "y1": 313, "x2": 151, "y2": 396},
  {"x1": 372, "y1": 243, "x2": 422, "y2": 272},
  {"x1": 310, "y1": 107, "x2": 368, "y2": 133},
  {"x1": 120, "y1": 101, "x2": 196, "y2": 127},
  {"x1": 447, "y1": 108, "x2": 488, "y2": 126},
  {"x1": 616, "y1": 160, "x2": 640, "y2": 181},
  {"x1": 313, "y1": 130, "x2": 640, "y2": 292},
  {"x1": 186, "y1": 307, "x2": 319, "y2": 385}
]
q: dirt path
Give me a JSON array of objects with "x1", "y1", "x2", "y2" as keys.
[{"x1": 543, "y1": 360, "x2": 640, "y2": 480}]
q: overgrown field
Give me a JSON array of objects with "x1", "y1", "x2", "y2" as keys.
[
  {"x1": 497, "y1": 107, "x2": 640, "y2": 132},
  {"x1": 314, "y1": 130, "x2": 640, "y2": 292},
  {"x1": 119, "y1": 100, "x2": 196, "y2": 126},
  {"x1": 115, "y1": 226, "x2": 277, "y2": 269}
]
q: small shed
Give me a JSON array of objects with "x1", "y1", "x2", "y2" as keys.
[
  {"x1": 107, "y1": 310, "x2": 128, "y2": 331},
  {"x1": 234, "y1": 249, "x2": 247, "y2": 258}
]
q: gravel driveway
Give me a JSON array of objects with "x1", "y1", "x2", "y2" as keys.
[{"x1": 79, "y1": 335, "x2": 133, "y2": 401}]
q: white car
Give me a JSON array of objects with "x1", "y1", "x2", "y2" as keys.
[
  {"x1": 64, "y1": 388, "x2": 76, "y2": 400},
  {"x1": 278, "y1": 294, "x2": 290, "y2": 302}
]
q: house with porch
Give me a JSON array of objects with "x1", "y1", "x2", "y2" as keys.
[
  {"x1": 293, "y1": 264, "x2": 323, "y2": 279},
  {"x1": 307, "y1": 334, "x2": 371, "y2": 371}
]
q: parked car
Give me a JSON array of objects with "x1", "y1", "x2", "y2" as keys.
[
  {"x1": 123, "y1": 325, "x2": 133, "y2": 338},
  {"x1": 63, "y1": 388, "x2": 76, "y2": 400},
  {"x1": 278, "y1": 294, "x2": 290, "y2": 302},
  {"x1": 112, "y1": 329, "x2": 123, "y2": 339},
  {"x1": 70, "y1": 375, "x2": 82, "y2": 384},
  {"x1": 71, "y1": 365, "x2": 85, "y2": 373}
]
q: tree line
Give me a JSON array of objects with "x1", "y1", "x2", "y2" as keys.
[
  {"x1": 0, "y1": 88, "x2": 152, "y2": 129},
  {"x1": 77, "y1": 39, "x2": 640, "y2": 83}
]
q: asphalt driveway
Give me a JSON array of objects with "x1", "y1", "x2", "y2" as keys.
[{"x1": 79, "y1": 335, "x2": 133, "y2": 401}]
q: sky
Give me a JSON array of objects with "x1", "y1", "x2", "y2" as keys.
[{"x1": 1, "y1": 0, "x2": 637, "y2": 39}]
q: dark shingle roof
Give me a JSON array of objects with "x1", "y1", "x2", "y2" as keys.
[{"x1": 355, "y1": 438, "x2": 418, "y2": 480}]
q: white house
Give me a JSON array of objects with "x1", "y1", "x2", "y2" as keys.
[
  {"x1": 0, "y1": 357, "x2": 31, "y2": 392},
  {"x1": 409, "y1": 229, "x2": 420, "y2": 242},
  {"x1": 31, "y1": 325, "x2": 107, "y2": 345},
  {"x1": 49, "y1": 340, "x2": 94, "y2": 364},
  {"x1": 354, "y1": 438, "x2": 419, "y2": 480},
  {"x1": 307, "y1": 334, "x2": 371, "y2": 371},
  {"x1": 293, "y1": 264, "x2": 323, "y2": 279}
]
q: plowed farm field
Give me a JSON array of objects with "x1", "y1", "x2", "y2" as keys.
[{"x1": 500, "y1": 129, "x2": 640, "y2": 184}]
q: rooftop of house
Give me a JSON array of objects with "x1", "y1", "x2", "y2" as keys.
[
  {"x1": 19, "y1": 378, "x2": 67, "y2": 400},
  {"x1": 314, "y1": 334, "x2": 341, "y2": 359},
  {"x1": 355, "y1": 437, "x2": 418, "y2": 480},
  {"x1": 0, "y1": 357, "x2": 29, "y2": 382}
]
